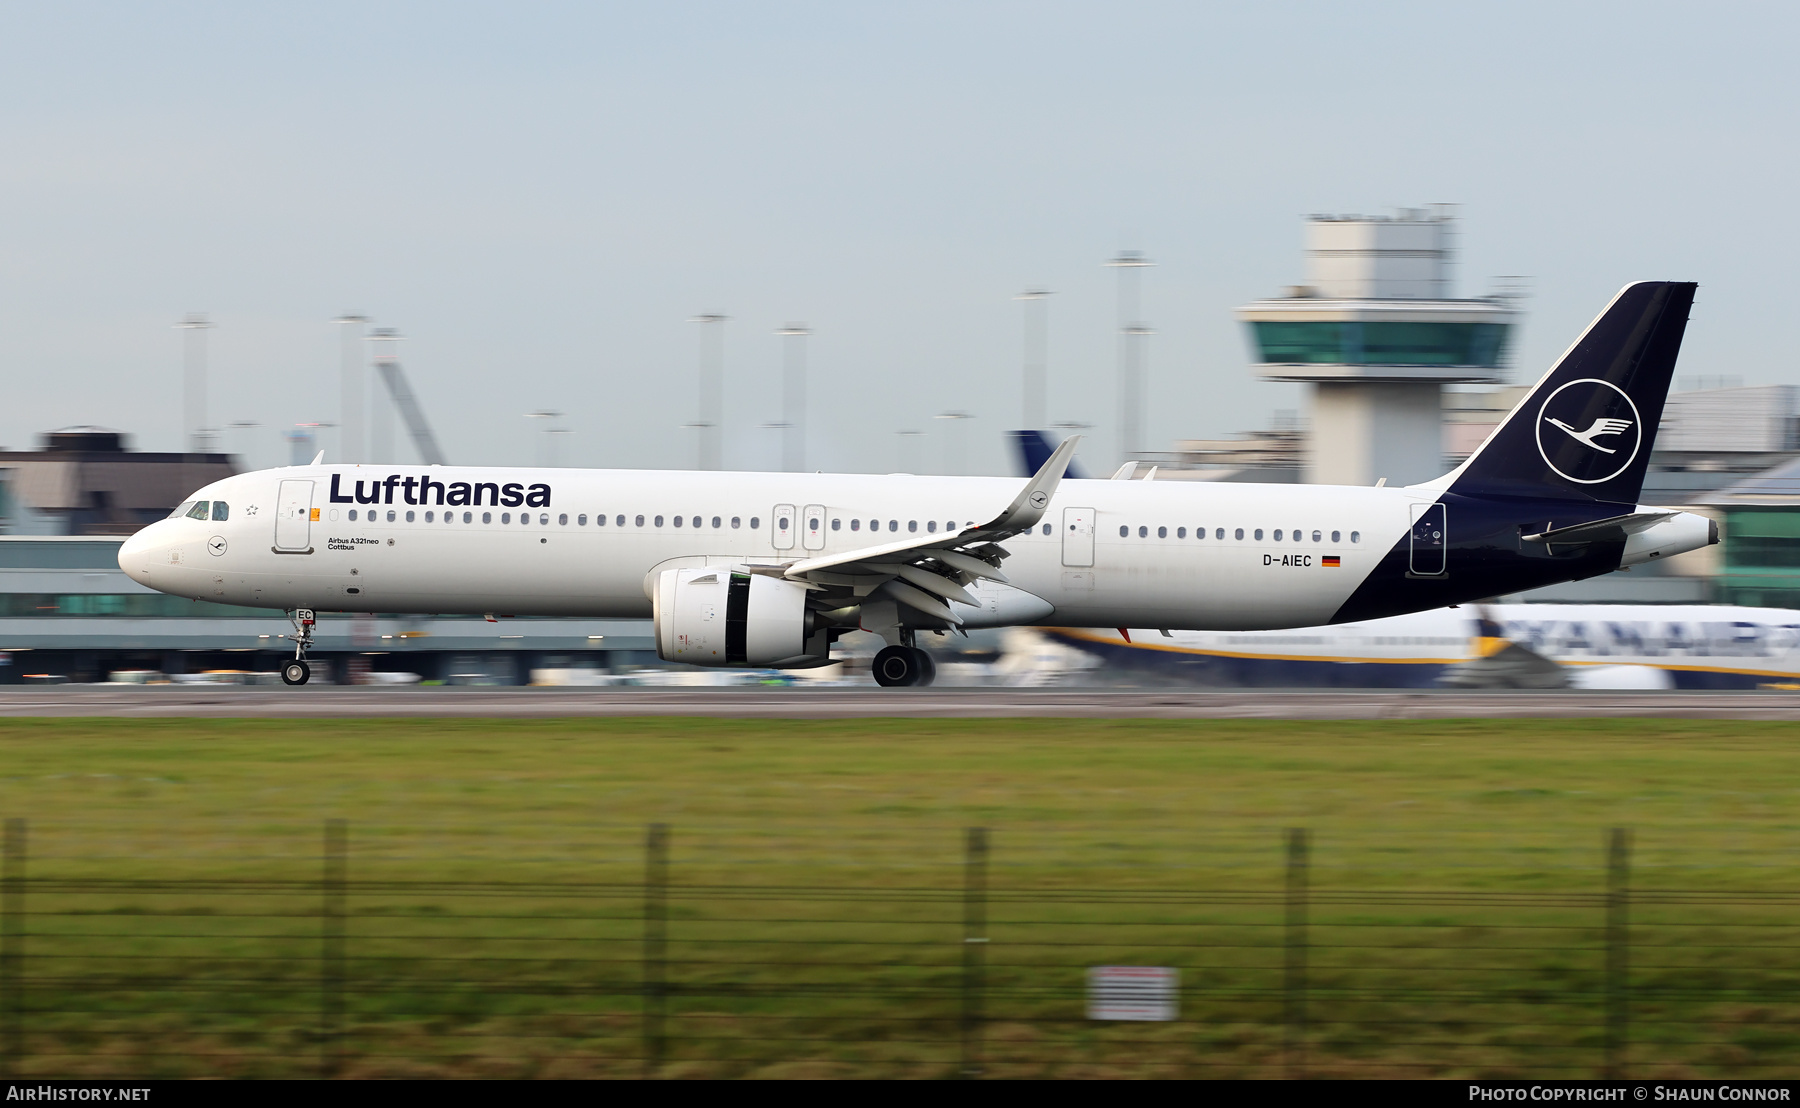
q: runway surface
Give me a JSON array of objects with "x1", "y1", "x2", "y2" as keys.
[{"x1": 2, "y1": 686, "x2": 1800, "y2": 719}]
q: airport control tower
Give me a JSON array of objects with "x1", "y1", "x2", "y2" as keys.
[{"x1": 1235, "y1": 207, "x2": 1517, "y2": 486}]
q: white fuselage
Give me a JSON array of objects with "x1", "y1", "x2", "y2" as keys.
[{"x1": 118, "y1": 463, "x2": 1429, "y2": 632}]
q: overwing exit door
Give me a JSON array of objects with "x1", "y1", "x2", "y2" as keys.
[
  {"x1": 772, "y1": 504, "x2": 796, "y2": 550},
  {"x1": 1409, "y1": 502, "x2": 1447, "y2": 577},
  {"x1": 802, "y1": 504, "x2": 827, "y2": 550},
  {"x1": 1062, "y1": 507, "x2": 1095, "y2": 567},
  {"x1": 274, "y1": 480, "x2": 315, "y2": 552}
]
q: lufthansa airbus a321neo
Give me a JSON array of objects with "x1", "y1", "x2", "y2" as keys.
[{"x1": 119, "y1": 281, "x2": 1716, "y2": 688}]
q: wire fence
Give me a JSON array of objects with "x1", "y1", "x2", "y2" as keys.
[{"x1": 2, "y1": 817, "x2": 1798, "y2": 1079}]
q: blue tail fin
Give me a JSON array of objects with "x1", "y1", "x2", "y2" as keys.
[
  {"x1": 1010, "y1": 430, "x2": 1086, "y2": 479},
  {"x1": 1446, "y1": 281, "x2": 1697, "y2": 503}
]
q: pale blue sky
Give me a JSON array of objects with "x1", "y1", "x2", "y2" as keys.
[{"x1": 1, "y1": 1, "x2": 1792, "y2": 473}]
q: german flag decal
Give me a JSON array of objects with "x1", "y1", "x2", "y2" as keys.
[{"x1": 1322, "y1": 555, "x2": 1341, "y2": 567}]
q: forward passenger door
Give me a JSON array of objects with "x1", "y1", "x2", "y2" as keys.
[
  {"x1": 772, "y1": 504, "x2": 796, "y2": 550},
  {"x1": 802, "y1": 504, "x2": 827, "y2": 550},
  {"x1": 274, "y1": 480, "x2": 315, "y2": 552}
]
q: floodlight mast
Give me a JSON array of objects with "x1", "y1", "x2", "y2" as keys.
[
  {"x1": 369, "y1": 328, "x2": 449, "y2": 466},
  {"x1": 1105, "y1": 251, "x2": 1154, "y2": 463}
]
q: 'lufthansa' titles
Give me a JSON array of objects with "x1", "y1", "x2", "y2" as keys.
[{"x1": 329, "y1": 473, "x2": 552, "y2": 508}]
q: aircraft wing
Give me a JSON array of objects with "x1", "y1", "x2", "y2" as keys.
[
  {"x1": 769, "y1": 435, "x2": 1080, "y2": 626},
  {"x1": 1520, "y1": 511, "x2": 1677, "y2": 545}
]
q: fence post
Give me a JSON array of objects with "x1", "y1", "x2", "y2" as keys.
[
  {"x1": 1604, "y1": 827, "x2": 1630, "y2": 1080},
  {"x1": 2, "y1": 819, "x2": 23, "y2": 1079},
  {"x1": 1284, "y1": 827, "x2": 1308, "y2": 1080},
  {"x1": 962, "y1": 827, "x2": 988, "y2": 1079},
  {"x1": 643, "y1": 823, "x2": 669, "y2": 1079},
  {"x1": 321, "y1": 818, "x2": 346, "y2": 1079}
]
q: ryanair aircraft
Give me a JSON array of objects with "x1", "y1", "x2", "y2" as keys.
[
  {"x1": 119, "y1": 282, "x2": 1715, "y2": 687},
  {"x1": 1050, "y1": 604, "x2": 1800, "y2": 691}
]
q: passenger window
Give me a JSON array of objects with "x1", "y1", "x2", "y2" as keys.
[
  {"x1": 810, "y1": 517, "x2": 821, "y2": 531},
  {"x1": 750, "y1": 517, "x2": 760, "y2": 529},
  {"x1": 1312, "y1": 530, "x2": 1321, "y2": 542},
  {"x1": 425, "y1": 511, "x2": 434, "y2": 522},
  {"x1": 1041, "y1": 523, "x2": 1051, "y2": 535},
  {"x1": 946, "y1": 521, "x2": 956, "y2": 532},
  {"x1": 655, "y1": 515, "x2": 664, "y2": 527},
  {"x1": 851, "y1": 519, "x2": 860, "y2": 531},
  {"x1": 1254, "y1": 529, "x2": 1264, "y2": 540},
  {"x1": 778, "y1": 516, "x2": 789, "y2": 530},
  {"x1": 405, "y1": 511, "x2": 414, "y2": 522},
  {"x1": 831, "y1": 518, "x2": 841, "y2": 531},
  {"x1": 1158, "y1": 526, "x2": 1167, "y2": 538},
  {"x1": 186, "y1": 502, "x2": 210, "y2": 520},
  {"x1": 713, "y1": 516, "x2": 722, "y2": 529},
  {"x1": 731, "y1": 517, "x2": 741, "y2": 529},
  {"x1": 212, "y1": 502, "x2": 229, "y2": 521},
  {"x1": 1177, "y1": 527, "x2": 1186, "y2": 538},
  {"x1": 869, "y1": 519, "x2": 878, "y2": 531},
  {"x1": 908, "y1": 520, "x2": 917, "y2": 533},
  {"x1": 688, "y1": 516, "x2": 698, "y2": 528},
  {"x1": 1235, "y1": 528, "x2": 1244, "y2": 540},
  {"x1": 1274, "y1": 529, "x2": 1282, "y2": 541},
  {"x1": 559, "y1": 514, "x2": 568, "y2": 526},
  {"x1": 1331, "y1": 530, "x2": 1340, "y2": 543},
  {"x1": 1216, "y1": 528, "x2": 1225, "y2": 540},
  {"x1": 348, "y1": 509, "x2": 358, "y2": 522},
  {"x1": 482, "y1": 512, "x2": 492, "y2": 524},
  {"x1": 1119, "y1": 526, "x2": 1128, "y2": 538},
  {"x1": 635, "y1": 515, "x2": 645, "y2": 527},
  {"x1": 889, "y1": 520, "x2": 898, "y2": 532},
  {"x1": 387, "y1": 510, "x2": 396, "y2": 523},
  {"x1": 1138, "y1": 526, "x2": 1148, "y2": 538},
  {"x1": 1351, "y1": 531, "x2": 1360, "y2": 543},
  {"x1": 674, "y1": 515, "x2": 684, "y2": 527},
  {"x1": 578, "y1": 514, "x2": 587, "y2": 526},
  {"x1": 502, "y1": 513, "x2": 512, "y2": 524}
]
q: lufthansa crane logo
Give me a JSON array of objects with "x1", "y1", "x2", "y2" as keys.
[
  {"x1": 1029, "y1": 491, "x2": 1049, "y2": 510},
  {"x1": 1535, "y1": 378, "x2": 1641, "y2": 485}
]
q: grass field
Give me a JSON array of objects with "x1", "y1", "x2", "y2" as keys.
[{"x1": 3, "y1": 717, "x2": 1799, "y2": 1078}]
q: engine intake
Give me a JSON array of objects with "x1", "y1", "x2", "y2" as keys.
[{"x1": 654, "y1": 566, "x2": 810, "y2": 666}]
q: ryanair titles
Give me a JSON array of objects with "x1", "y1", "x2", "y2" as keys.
[{"x1": 330, "y1": 473, "x2": 552, "y2": 509}]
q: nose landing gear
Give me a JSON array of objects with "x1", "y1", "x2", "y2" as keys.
[{"x1": 280, "y1": 608, "x2": 316, "y2": 686}]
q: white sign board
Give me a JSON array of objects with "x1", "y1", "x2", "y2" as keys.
[{"x1": 1087, "y1": 966, "x2": 1178, "y2": 1021}]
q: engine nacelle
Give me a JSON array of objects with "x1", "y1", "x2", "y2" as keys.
[{"x1": 654, "y1": 565, "x2": 810, "y2": 666}]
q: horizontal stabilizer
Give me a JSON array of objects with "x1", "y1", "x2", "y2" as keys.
[{"x1": 1520, "y1": 511, "x2": 1676, "y2": 545}]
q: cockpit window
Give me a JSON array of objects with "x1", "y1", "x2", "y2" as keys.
[
  {"x1": 185, "y1": 502, "x2": 210, "y2": 520},
  {"x1": 168, "y1": 502, "x2": 194, "y2": 519},
  {"x1": 211, "y1": 502, "x2": 229, "y2": 522}
]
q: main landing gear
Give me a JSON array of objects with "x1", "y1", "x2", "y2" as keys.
[
  {"x1": 872, "y1": 645, "x2": 937, "y2": 688},
  {"x1": 281, "y1": 608, "x2": 316, "y2": 686}
]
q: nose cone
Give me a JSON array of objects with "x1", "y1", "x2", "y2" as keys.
[{"x1": 117, "y1": 524, "x2": 161, "y2": 584}]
